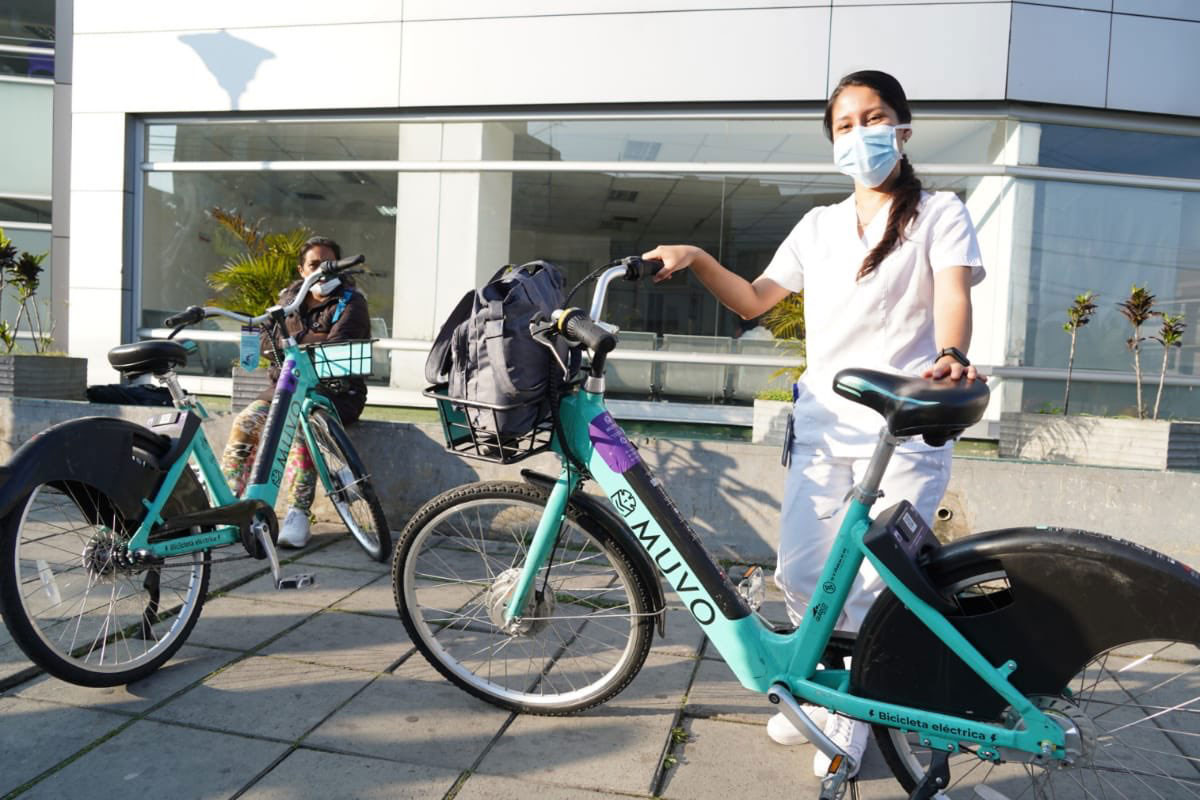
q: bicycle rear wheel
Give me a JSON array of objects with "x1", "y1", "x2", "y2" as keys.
[
  {"x1": 0, "y1": 482, "x2": 210, "y2": 687},
  {"x1": 855, "y1": 529, "x2": 1200, "y2": 799},
  {"x1": 392, "y1": 480, "x2": 655, "y2": 715},
  {"x1": 306, "y1": 407, "x2": 391, "y2": 562}
]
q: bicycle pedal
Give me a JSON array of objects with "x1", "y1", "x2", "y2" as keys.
[
  {"x1": 275, "y1": 573, "x2": 315, "y2": 590},
  {"x1": 818, "y1": 756, "x2": 852, "y2": 800}
]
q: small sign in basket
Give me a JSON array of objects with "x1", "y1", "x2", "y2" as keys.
[
  {"x1": 424, "y1": 385, "x2": 553, "y2": 464},
  {"x1": 304, "y1": 339, "x2": 375, "y2": 378}
]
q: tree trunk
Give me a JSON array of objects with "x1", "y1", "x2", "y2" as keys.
[
  {"x1": 1154, "y1": 348, "x2": 1169, "y2": 421},
  {"x1": 1133, "y1": 343, "x2": 1144, "y2": 419},
  {"x1": 1064, "y1": 332, "x2": 1077, "y2": 415}
]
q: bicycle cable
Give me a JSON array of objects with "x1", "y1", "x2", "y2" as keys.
[{"x1": 564, "y1": 259, "x2": 620, "y2": 308}]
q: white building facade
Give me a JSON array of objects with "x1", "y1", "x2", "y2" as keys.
[{"x1": 58, "y1": 1, "x2": 1200, "y2": 425}]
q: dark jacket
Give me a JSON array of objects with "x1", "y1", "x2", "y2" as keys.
[{"x1": 258, "y1": 278, "x2": 371, "y2": 424}]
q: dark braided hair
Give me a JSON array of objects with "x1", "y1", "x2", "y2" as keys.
[{"x1": 823, "y1": 70, "x2": 923, "y2": 281}]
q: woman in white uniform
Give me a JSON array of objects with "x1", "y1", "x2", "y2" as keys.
[{"x1": 642, "y1": 69, "x2": 986, "y2": 777}]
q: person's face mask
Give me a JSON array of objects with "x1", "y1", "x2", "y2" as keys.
[{"x1": 833, "y1": 123, "x2": 911, "y2": 188}]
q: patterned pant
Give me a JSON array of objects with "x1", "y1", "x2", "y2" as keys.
[{"x1": 220, "y1": 400, "x2": 317, "y2": 511}]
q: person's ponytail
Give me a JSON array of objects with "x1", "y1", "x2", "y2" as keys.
[{"x1": 858, "y1": 156, "x2": 921, "y2": 281}]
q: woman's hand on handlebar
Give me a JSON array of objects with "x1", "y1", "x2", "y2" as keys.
[{"x1": 641, "y1": 245, "x2": 706, "y2": 283}]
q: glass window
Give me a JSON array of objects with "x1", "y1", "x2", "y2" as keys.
[
  {"x1": 1038, "y1": 124, "x2": 1200, "y2": 180},
  {"x1": 0, "y1": 0, "x2": 54, "y2": 47},
  {"x1": 0, "y1": 82, "x2": 52, "y2": 197},
  {"x1": 1013, "y1": 179, "x2": 1200, "y2": 379},
  {"x1": 0, "y1": 225, "x2": 51, "y2": 340},
  {"x1": 146, "y1": 121, "x2": 401, "y2": 163},
  {"x1": 141, "y1": 170, "x2": 397, "y2": 379},
  {"x1": 0, "y1": 196, "x2": 50, "y2": 225}
]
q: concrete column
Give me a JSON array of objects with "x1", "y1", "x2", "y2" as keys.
[{"x1": 389, "y1": 122, "x2": 514, "y2": 391}]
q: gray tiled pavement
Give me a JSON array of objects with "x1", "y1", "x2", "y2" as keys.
[{"x1": 0, "y1": 526, "x2": 914, "y2": 800}]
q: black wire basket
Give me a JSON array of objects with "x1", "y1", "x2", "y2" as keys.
[{"x1": 424, "y1": 385, "x2": 554, "y2": 464}]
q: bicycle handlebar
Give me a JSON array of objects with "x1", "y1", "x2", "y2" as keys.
[
  {"x1": 587, "y1": 255, "x2": 663, "y2": 322},
  {"x1": 556, "y1": 308, "x2": 617, "y2": 355},
  {"x1": 163, "y1": 254, "x2": 367, "y2": 333}
]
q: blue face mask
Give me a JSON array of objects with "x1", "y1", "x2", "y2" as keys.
[{"x1": 832, "y1": 123, "x2": 911, "y2": 188}]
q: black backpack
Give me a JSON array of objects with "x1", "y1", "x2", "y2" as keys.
[{"x1": 426, "y1": 261, "x2": 568, "y2": 436}]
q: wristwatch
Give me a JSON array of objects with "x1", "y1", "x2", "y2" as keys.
[{"x1": 936, "y1": 346, "x2": 970, "y2": 367}]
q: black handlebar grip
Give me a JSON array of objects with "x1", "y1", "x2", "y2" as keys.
[
  {"x1": 622, "y1": 256, "x2": 664, "y2": 281},
  {"x1": 558, "y1": 308, "x2": 617, "y2": 355},
  {"x1": 321, "y1": 254, "x2": 366, "y2": 273},
  {"x1": 164, "y1": 305, "x2": 205, "y2": 328}
]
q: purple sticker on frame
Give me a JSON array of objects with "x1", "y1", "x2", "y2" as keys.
[
  {"x1": 277, "y1": 357, "x2": 298, "y2": 393},
  {"x1": 589, "y1": 412, "x2": 640, "y2": 474}
]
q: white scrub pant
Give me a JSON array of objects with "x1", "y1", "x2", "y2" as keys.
[{"x1": 774, "y1": 445, "x2": 953, "y2": 633}]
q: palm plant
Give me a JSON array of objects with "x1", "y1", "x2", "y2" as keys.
[
  {"x1": 1061, "y1": 291, "x2": 1097, "y2": 415},
  {"x1": 1116, "y1": 285, "x2": 1156, "y2": 419},
  {"x1": 1150, "y1": 312, "x2": 1187, "y2": 421},
  {"x1": 760, "y1": 291, "x2": 806, "y2": 383},
  {"x1": 205, "y1": 207, "x2": 313, "y2": 316},
  {"x1": 0, "y1": 228, "x2": 50, "y2": 353}
]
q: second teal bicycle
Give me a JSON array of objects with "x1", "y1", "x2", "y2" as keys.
[{"x1": 394, "y1": 256, "x2": 1200, "y2": 800}]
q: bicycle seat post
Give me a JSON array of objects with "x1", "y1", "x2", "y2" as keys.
[{"x1": 851, "y1": 428, "x2": 904, "y2": 508}]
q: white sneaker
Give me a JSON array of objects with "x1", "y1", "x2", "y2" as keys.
[
  {"x1": 812, "y1": 713, "x2": 869, "y2": 778},
  {"x1": 277, "y1": 508, "x2": 312, "y2": 549},
  {"x1": 766, "y1": 705, "x2": 829, "y2": 745}
]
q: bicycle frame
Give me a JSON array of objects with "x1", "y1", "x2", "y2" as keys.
[
  {"x1": 506, "y1": 387, "x2": 1067, "y2": 762},
  {"x1": 124, "y1": 342, "x2": 339, "y2": 560}
]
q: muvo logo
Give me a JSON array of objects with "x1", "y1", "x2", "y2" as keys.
[
  {"x1": 629, "y1": 519, "x2": 717, "y2": 626},
  {"x1": 610, "y1": 489, "x2": 637, "y2": 517}
]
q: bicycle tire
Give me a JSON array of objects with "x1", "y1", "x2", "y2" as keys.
[
  {"x1": 853, "y1": 528, "x2": 1200, "y2": 799},
  {"x1": 0, "y1": 479, "x2": 211, "y2": 687},
  {"x1": 306, "y1": 406, "x2": 391, "y2": 562},
  {"x1": 392, "y1": 480, "x2": 655, "y2": 715}
]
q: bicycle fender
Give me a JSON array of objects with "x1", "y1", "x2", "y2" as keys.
[
  {"x1": 521, "y1": 469, "x2": 667, "y2": 637},
  {"x1": 0, "y1": 415, "x2": 207, "y2": 524},
  {"x1": 851, "y1": 526, "x2": 1200, "y2": 720}
]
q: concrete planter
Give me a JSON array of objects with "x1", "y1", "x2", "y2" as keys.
[
  {"x1": 231, "y1": 366, "x2": 274, "y2": 411},
  {"x1": 999, "y1": 411, "x2": 1200, "y2": 471},
  {"x1": 0, "y1": 354, "x2": 87, "y2": 401},
  {"x1": 752, "y1": 398, "x2": 792, "y2": 446}
]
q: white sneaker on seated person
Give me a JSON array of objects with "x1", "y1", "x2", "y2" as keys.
[
  {"x1": 812, "y1": 712, "x2": 869, "y2": 778},
  {"x1": 766, "y1": 705, "x2": 829, "y2": 745}
]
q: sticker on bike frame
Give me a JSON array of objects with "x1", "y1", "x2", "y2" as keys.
[
  {"x1": 589, "y1": 412, "x2": 640, "y2": 473},
  {"x1": 239, "y1": 326, "x2": 260, "y2": 371}
]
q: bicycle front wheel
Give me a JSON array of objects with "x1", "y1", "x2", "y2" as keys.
[
  {"x1": 858, "y1": 530, "x2": 1200, "y2": 799},
  {"x1": 0, "y1": 482, "x2": 210, "y2": 687},
  {"x1": 307, "y1": 407, "x2": 391, "y2": 562},
  {"x1": 392, "y1": 481, "x2": 655, "y2": 715}
]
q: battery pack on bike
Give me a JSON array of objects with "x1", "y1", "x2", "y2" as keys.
[{"x1": 863, "y1": 501, "x2": 956, "y2": 615}]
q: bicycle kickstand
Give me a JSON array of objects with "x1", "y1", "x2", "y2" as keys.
[
  {"x1": 907, "y1": 749, "x2": 951, "y2": 800},
  {"x1": 253, "y1": 518, "x2": 315, "y2": 590}
]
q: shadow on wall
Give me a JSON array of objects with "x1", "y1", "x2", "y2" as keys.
[{"x1": 179, "y1": 30, "x2": 275, "y2": 110}]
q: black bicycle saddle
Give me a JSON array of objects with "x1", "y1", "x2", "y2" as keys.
[
  {"x1": 107, "y1": 340, "x2": 189, "y2": 377},
  {"x1": 832, "y1": 367, "x2": 989, "y2": 446}
]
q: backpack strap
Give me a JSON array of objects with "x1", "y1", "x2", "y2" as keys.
[{"x1": 331, "y1": 289, "x2": 354, "y2": 324}]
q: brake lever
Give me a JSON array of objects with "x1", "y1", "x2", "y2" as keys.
[{"x1": 529, "y1": 317, "x2": 571, "y2": 380}]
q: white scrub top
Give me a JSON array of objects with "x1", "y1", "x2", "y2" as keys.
[{"x1": 761, "y1": 190, "x2": 985, "y2": 456}]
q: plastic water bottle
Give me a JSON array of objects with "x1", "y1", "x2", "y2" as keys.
[{"x1": 738, "y1": 565, "x2": 766, "y2": 611}]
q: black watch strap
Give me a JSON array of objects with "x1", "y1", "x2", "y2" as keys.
[{"x1": 936, "y1": 346, "x2": 970, "y2": 367}]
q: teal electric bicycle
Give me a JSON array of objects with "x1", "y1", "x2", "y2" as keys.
[
  {"x1": 394, "y1": 256, "x2": 1200, "y2": 799},
  {"x1": 0, "y1": 254, "x2": 390, "y2": 687}
]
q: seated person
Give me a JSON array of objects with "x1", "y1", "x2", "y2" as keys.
[{"x1": 219, "y1": 235, "x2": 370, "y2": 548}]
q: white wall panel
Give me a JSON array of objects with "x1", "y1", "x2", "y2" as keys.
[
  {"x1": 68, "y1": 286, "x2": 127, "y2": 384},
  {"x1": 1008, "y1": 4, "x2": 1109, "y2": 107},
  {"x1": 398, "y1": 8, "x2": 830, "y2": 106},
  {"x1": 403, "y1": 0, "x2": 819, "y2": 19},
  {"x1": 74, "y1": 1, "x2": 403, "y2": 34},
  {"x1": 66, "y1": 191, "x2": 128, "y2": 291},
  {"x1": 69, "y1": 113, "x2": 127, "y2": 193},
  {"x1": 1114, "y1": 0, "x2": 1200, "y2": 22},
  {"x1": 1107, "y1": 14, "x2": 1200, "y2": 116},
  {"x1": 828, "y1": 3, "x2": 1010, "y2": 99},
  {"x1": 73, "y1": 23, "x2": 402, "y2": 114}
]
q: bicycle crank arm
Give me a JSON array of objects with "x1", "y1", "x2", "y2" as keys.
[
  {"x1": 254, "y1": 518, "x2": 315, "y2": 591},
  {"x1": 767, "y1": 684, "x2": 849, "y2": 768}
]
